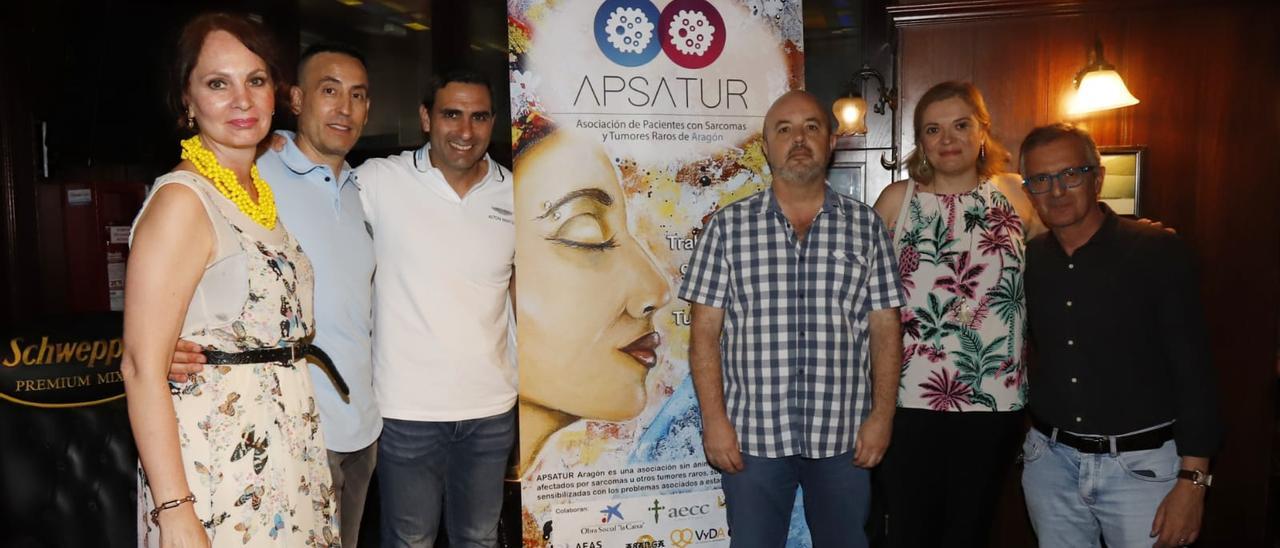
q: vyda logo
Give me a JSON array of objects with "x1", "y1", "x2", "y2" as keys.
[
  {"x1": 594, "y1": 0, "x2": 726, "y2": 68},
  {"x1": 669, "y1": 527, "x2": 727, "y2": 547}
]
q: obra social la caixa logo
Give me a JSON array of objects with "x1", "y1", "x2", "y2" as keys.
[{"x1": 593, "y1": 0, "x2": 726, "y2": 69}]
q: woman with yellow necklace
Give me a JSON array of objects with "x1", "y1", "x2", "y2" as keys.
[{"x1": 122, "y1": 13, "x2": 338, "y2": 547}]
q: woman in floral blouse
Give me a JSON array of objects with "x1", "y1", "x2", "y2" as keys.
[{"x1": 871, "y1": 81, "x2": 1044, "y2": 548}]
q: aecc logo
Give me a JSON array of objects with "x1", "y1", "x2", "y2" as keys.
[{"x1": 593, "y1": 0, "x2": 726, "y2": 69}]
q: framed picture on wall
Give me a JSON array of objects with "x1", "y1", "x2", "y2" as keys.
[{"x1": 1098, "y1": 146, "x2": 1145, "y2": 216}]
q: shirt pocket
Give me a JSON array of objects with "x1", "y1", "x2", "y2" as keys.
[{"x1": 826, "y1": 248, "x2": 868, "y2": 309}]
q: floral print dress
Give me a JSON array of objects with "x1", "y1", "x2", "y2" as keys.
[
  {"x1": 135, "y1": 173, "x2": 339, "y2": 547},
  {"x1": 893, "y1": 181, "x2": 1028, "y2": 412}
]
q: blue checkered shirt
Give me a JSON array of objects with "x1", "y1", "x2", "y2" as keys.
[{"x1": 679, "y1": 185, "x2": 905, "y2": 458}]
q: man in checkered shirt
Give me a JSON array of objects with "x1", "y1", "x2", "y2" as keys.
[{"x1": 680, "y1": 91, "x2": 905, "y2": 548}]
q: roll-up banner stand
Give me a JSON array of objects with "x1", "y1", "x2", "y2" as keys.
[{"x1": 508, "y1": 1, "x2": 810, "y2": 546}]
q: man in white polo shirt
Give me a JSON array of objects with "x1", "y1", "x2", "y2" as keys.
[{"x1": 355, "y1": 70, "x2": 515, "y2": 548}]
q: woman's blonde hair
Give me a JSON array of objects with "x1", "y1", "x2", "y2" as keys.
[{"x1": 904, "y1": 81, "x2": 1008, "y2": 183}]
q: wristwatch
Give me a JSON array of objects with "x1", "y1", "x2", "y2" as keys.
[{"x1": 1177, "y1": 469, "x2": 1213, "y2": 488}]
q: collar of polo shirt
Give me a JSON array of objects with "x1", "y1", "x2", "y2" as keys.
[
  {"x1": 412, "y1": 143, "x2": 506, "y2": 184},
  {"x1": 273, "y1": 130, "x2": 355, "y2": 187}
]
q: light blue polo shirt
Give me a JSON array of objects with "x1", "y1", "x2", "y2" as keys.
[{"x1": 257, "y1": 130, "x2": 380, "y2": 452}]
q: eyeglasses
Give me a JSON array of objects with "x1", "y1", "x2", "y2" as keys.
[{"x1": 1022, "y1": 165, "x2": 1099, "y2": 194}]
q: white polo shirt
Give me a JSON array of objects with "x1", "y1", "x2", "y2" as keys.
[{"x1": 356, "y1": 145, "x2": 516, "y2": 422}]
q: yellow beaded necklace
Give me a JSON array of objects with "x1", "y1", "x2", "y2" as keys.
[{"x1": 179, "y1": 135, "x2": 277, "y2": 229}]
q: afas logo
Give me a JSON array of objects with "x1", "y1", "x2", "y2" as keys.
[{"x1": 594, "y1": 0, "x2": 726, "y2": 68}]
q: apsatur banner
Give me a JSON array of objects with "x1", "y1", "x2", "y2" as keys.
[{"x1": 507, "y1": 1, "x2": 807, "y2": 546}]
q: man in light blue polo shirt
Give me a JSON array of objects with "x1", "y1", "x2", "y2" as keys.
[{"x1": 170, "y1": 43, "x2": 379, "y2": 548}]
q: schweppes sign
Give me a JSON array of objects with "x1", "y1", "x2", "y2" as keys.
[{"x1": 0, "y1": 313, "x2": 125, "y2": 408}]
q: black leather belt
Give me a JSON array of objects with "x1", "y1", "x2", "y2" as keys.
[
  {"x1": 1031, "y1": 415, "x2": 1173, "y2": 454},
  {"x1": 203, "y1": 343, "x2": 350, "y2": 398}
]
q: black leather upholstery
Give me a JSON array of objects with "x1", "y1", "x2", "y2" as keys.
[{"x1": 1, "y1": 400, "x2": 137, "y2": 547}]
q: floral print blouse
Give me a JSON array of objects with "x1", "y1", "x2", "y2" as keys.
[{"x1": 893, "y1": 181, "x2": 1028, "y2": 412}]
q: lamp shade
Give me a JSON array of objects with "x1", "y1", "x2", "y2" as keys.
[
  {"x1": 833, "y1": 95, "x2": 868, "y2": 135},
  {"x1": 1068, "y1": 69, "x2": 1140, "y2": 115}
]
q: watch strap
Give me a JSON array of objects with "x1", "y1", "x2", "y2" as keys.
[{"x1": 1177, "y1": 469, "x2": 1212, "y2": 487}]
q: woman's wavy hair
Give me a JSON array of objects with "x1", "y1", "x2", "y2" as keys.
[
  {"x1": 904, "y1": 81, "x2": 1008, "y2": 183},
  {"x1": 167, "y1": 13, "x2": 285, "y2": 134}
]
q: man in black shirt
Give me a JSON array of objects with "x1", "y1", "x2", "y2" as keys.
[{"x1": 1017, "y1": 123, "x2": 1221, "y2": 548}]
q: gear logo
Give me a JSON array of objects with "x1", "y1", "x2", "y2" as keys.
[
  {"x1": 594, "y1": 0, "x2": 662, "y2": 67},
  {"x1": 605, "y1": 7, "x2": 655, "y2": 54},
  {"x1": 594, "y1": 0, "x2": 726, "y2": 69},
  {"x1": 668, "y1": 10, "x2": 715, "y2": 56},
  {"x1": 659, "y1": 0, "x2": 725, "y2": 69}
]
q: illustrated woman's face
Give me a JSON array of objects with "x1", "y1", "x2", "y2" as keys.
[
  {"x1": 515, "y1": 132, "x2": 671, "y2": 421},
  {"x1": 185, "y1": 30, "x2": 275, "y2": 151},
  {"x1": 918, "y1": 96, "x2": 983, "y2": 177}
]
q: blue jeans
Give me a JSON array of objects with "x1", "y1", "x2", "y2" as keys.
[
  {"x1": 719, "y1": 451, "x2": 870, "y2": 548},
  {"x1": 377, "y1": 408, "x2": 515, "y2": 548},
  {"x1": 1021, "y1": 427, "x2": 1180, "y2": 548}
]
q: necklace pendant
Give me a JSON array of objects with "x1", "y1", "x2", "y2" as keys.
[{"x1": 957, "y1": 302, "x2": 974, "y2": 325}]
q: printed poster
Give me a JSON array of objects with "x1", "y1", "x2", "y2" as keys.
[{"x1": 508, "y1": 1, "x2": 806, "y2": 546}]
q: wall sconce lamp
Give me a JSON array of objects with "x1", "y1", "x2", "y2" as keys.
[
  {"x1": 833, "y1": 65, "x2": 897, "y2": 136},
  {"x1": 1067, "y1": 38, "x2": 1140, "y2": 116}
]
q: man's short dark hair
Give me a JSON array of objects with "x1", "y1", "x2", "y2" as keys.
[
  {"x1": 421, "y1": 69, "x2": 492, "y2": 111},
  {"x1": 1018, "y1": 123, "x2": 1102, "y2": 174},
  {"x1": 297, "y1": 42, "x2": 368, "y2": 77}
]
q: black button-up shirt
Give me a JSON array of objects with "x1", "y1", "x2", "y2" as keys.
[{"x1": 1025, "y1": 203, "x2": 1222, "y2": 456}]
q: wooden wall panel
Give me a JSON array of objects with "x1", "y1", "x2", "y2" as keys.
[
  {"x1": 890, "y1": 1, "x2": 1280, "y2": 546},
  {"x1": 0, "y1": 6, "x2": 44, "y2": 324}
]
